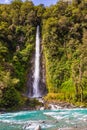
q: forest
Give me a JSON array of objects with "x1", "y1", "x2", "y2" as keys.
[{"x1": 0, "y1": 0, "x2": 87, "y2": 110}]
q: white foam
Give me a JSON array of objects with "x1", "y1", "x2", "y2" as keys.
[{"x1": 23, "y1": 123, "x2": 54, "y2": 130}]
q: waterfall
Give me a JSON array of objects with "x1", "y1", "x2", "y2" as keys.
[
  {"x1": 33, "y1": 26, "x2": 41, "y2": 97},
  {"x1": 27, "y1": 25, "x2": 46, "y2": 98}
]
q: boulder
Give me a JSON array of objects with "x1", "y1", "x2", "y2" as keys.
[
  {"x1": 35, "y1": 125, "x2": 41, "y2": 130},
  {"x1": 40, "y1": 107, "x2": 45, "y2": 110}
]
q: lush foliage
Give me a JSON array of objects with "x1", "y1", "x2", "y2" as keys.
[
  {"x1": 0, "y1": 0, "x2": 45, "y2": 109},
  {"x1": 42, "y1": 0, "x2": 87, "y2": 104},
  {"x1": 0, "y1": 0, "x2": 87, "y2": 109}
]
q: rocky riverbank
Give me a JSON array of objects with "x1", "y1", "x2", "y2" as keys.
[
  {"x1": 44, "y1": 101, "x2": 76, "y2": 110},
  {"x1": 0, "y1": 97, "x2": 85, "y2": 113},
  {"x1": 26, "y1": 124, "x2": 87, "y2": 130},
  {"x1": 33, "y1": 98, "x2": 78, "y2": 111}
]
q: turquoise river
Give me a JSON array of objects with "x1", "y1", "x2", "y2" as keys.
[{"x1": 0, "y1": 108, "x2": 87, "y2": 130}]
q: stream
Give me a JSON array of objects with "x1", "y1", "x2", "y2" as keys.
[{"x1": 0, "y1": 108, "x2": 87, "y2": 130}]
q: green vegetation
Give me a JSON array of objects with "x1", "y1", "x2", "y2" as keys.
[
  {"x1": 42, "y1": 0, "x2": 87, "y2": 105},
  {"x1": 0, "y1": 0, "x2": 87, "y2": 109},
  {"x1": 0, "y1": 0, "x2": 44, "y2": 110}
]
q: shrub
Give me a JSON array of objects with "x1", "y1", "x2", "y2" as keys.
[{"x1": 1, "y1": 87, "x2": 22, "y2": 109}]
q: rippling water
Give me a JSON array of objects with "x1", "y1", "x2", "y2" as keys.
[{"x1": 0, "y1": 108, "x2": 87, "y2": 130}]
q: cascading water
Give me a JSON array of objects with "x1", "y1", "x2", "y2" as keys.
[
  {"x1": 27, "y1": 26, "x2": 46, "y2": 97},
  {"x1": 1, "y1": 108, "x2": 87, "y2": 130},
  {"x1": 33, "y1": 26, "x2": 41, "y2": 97}
]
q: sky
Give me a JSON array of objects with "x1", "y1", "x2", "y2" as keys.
[{"x1": 0, "y1": 0, "x2": 58, "y2": 6}]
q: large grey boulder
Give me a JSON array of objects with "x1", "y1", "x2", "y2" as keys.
[{"x1": 35, "y1": 125, "x2": 41, "y2": 130}]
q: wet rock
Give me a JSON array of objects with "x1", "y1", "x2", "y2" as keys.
[
  {"x1": 35, "y1": 125, "x2": 41, "y2": 130},
  {"x1": 40, "y1": 107, "x2": 45, "y2": 110},
  {"x1": 48, "y1": 104, "x2": 62, "y2": 110},
  {"x1": 41, "y1": 120, "x2": 45, "y2": 123},
  {"x1": 23, "y1": 123, "x2": 31, "y2": 129},
  {"x1": 58, "y1": 128, "x2": 74, "y2": 130}
]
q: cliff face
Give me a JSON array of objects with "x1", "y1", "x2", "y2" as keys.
[
  {"x1": 26, "y1": 53, "x2": 35, "y2": 97},
  {"x1": 39, "y1": 41, "x2": 47, "y2": 97}
]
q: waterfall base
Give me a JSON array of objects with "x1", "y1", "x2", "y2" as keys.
[{"x1": 26, "y1": 70, "x2": 47, "y2": 98}]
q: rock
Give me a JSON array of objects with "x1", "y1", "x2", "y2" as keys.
[
  {"x1": 58, "y1": 128, "x2": 74, "y2": 130},
  {"x1": 35, "y1": 125, "x2": 41, "y2": 130},
  {"x1": 48, "y1": 104, "x2": 62, "y2": 110},
  {"x1": 41, "y1": 120, "x2": 45, "y2": 123},
  {"x1": 40, "y1": 107, "x2": 45, "y2": 110},
  {"x1": 23, "y1": 123, "x2": 31, "y2": 129},
  {"x1": 38, "y1": 98, "x2": 44, "y2": 103}
]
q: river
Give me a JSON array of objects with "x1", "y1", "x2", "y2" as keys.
[{"x1": 0, "y1": 108, "x2": 87, "y2": 130}]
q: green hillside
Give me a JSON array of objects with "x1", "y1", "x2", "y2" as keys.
[
  {"x1": 42, "y1": 0, "x2": 87, "y2": 105},
  {"x1": 0, "y1": 0, "x2": 87, "y2": 109}
]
